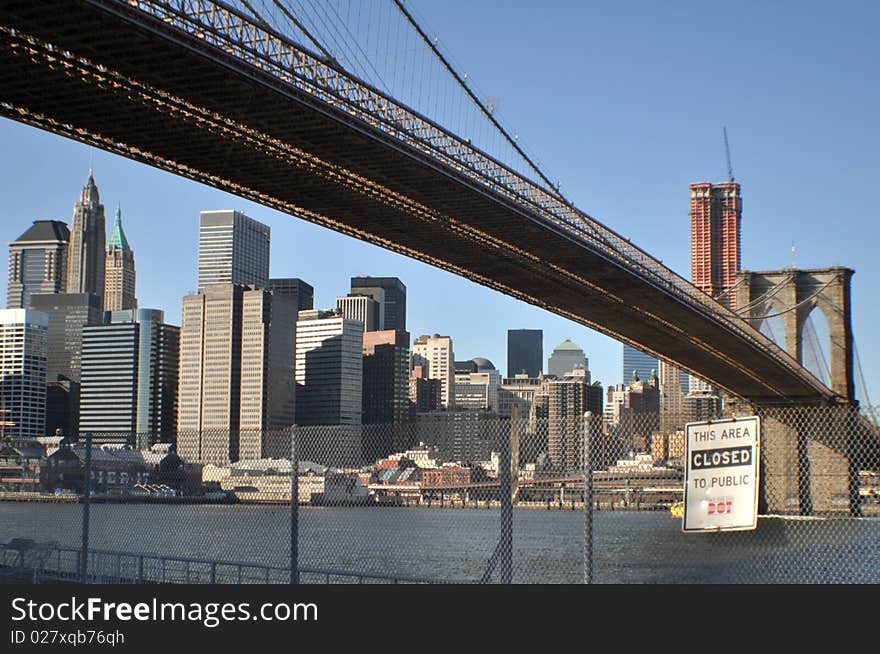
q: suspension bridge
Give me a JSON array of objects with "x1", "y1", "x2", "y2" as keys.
[{"x1": 0, "y1": 0, "x2": 872, "y2": 413}]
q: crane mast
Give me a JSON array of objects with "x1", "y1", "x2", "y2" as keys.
[{"x1": 723, "y1": 126, "x2": 735, "y2": 182}]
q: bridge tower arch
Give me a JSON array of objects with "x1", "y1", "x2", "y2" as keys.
[
  {"x1": 736, "y1": 267, "x2": 855, "y2": 402},
  {"x1": 734, "y1": 267, "x2": 865, "y2": 516}
]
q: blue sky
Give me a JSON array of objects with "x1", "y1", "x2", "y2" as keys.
[{"x1": 1, "y1": 0, "x2": 877, "y2": 404}]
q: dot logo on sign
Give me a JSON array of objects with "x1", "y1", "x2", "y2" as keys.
[{"x1": 707, "y1": 500, "x2": 733, "y2": 515}]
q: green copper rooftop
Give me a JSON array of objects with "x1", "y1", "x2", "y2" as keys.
[
  {"x1": 107, "y1": 205, "x2": 131, "y2": 251},
  {"x1": 553, "y1": 339, "x2": 583, "y2": 352}
]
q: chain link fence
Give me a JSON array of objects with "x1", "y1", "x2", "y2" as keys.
[
  {"x1": 588, "y1": 404, "x2": 880, "y2": 583},
  {"x1": 1, "y1": 404, "x2": 878, "y2": 583}
]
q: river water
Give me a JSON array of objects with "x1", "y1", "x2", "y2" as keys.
[{"x1": 2, "y1": 502, "x2": 879, "y2": 583}]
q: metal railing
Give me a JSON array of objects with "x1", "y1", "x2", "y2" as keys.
[{"x1": 1, "y1": 543, "x2": 446, "y2": 584}]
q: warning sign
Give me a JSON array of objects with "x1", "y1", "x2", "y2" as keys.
[{"x1": 683, "y1": 416, "x2": 760, "y2": 532}]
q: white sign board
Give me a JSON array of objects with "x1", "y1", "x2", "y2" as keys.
[{"x1": 683, "y1": 416, "x2": 760, "y2": 532}]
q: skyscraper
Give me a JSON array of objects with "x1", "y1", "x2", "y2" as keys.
[
  {"x1": 269, "y1": 278, "x2": 314, "y2": 312},
  {"x1": 621, "y1": 344, "x2": 658, "y2": 385},
  {"x1": 295, "y1": 309, "x2": 363, "y2": 426},
  {"x1": 689, "y1": 375, "x2": 713, "y2": 394},
  {"x1": 409, "y1": 365, "x2": 441, "y2": 413},
  {"x1": 135, "y1": 310, "x2": 179, "y2": 445},
  {"x1": 30, "y1": 292, "x2": 103, "y2": 436},
  {"x1": 7, "y1": 220, "x2": 69, "y2": 309},
  {"x1": 79, "y1": 318, "x2": 139, "y2": 437},
  {"x1": 507, "y1": 329, "x2": 542, "y2": 378},
  {"x1": 412, "y1": 334, "x2": 455, "y2": 408},
  {"x1": 683, "y1": 391, "x2": 722, "y2": 423},
  {"x1": 362, "y1": 329, "x2": 411, "y2": 459},
  {"x1": 690, "y1": 181, "x2": 742, "y2": 310},
  {"x1": 66, "y1": 172, "x2": 106, "y2": 304},
  {"x1": 498, "y1": 374, "x2": 543, "y2": 419},
  {"x1": 103, "y1": 206, "x2": 136, "y2": 312},
  {"x1": 30, "y1": 293, "x2": 103, "y2": 386},
  {"x1": 178, "y1": 284, "x2": 244, "y2": 464},
  {"x1": 238, "y1": 288, "x2": 297, "y2": 459},
  {"x1": 198, "y1": 210, "x2": 270, "y2": 290},
  {"x1": 350, "y1": 277, "x2": 407, "y2": 331},
  {"x1": 547, "y1": 339, "x2": 587, "y2": 378},
  {"x1": 603, "y1": 375, "x2": 660, "y2": 439},
  {"x1": 0, "y1": 309, "x2": 48, "y2": 438},
  {"x1": 658, "y1": 359, "x2": 684, "y2": 430},
  {"x1": 454, "y1": 357, "x2": 500, "y2": 412},
  {"x1": 79, "y1": 309, "x2": 179, "y2": 447},
  {"x1": 177, "y1": 284, "x2": 295, "y2": 464},
  {"x1": 547, "y1": 369, "x2": 603, "y2": 472},
  {"x1": 336, "y1": 294, "x2": 380, "y2": 332},
  {"x1": 362, "y1": 329, "x2": 411, "y2": 426},
  {"x1": 689, "y1": 181, "x2": 737, "y2": 400}
]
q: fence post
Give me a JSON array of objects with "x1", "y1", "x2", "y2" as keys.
[
  {"x1": 794, "y1": 412, "x2": 814, "y2": 517},
  {"x1": 510, "y1": 405, "x2": 520, "y2": 502},
  {"x1": 499, "y1": 417, "x2": 513, "y2": 584},
  {"x1": 290, "y1": 425, "x2": 299, "y2": 585},
  {"x1": 847, "y1": 407, "x2": 863, "y2": 518},
  {"x1": 80, "y1": 433, "x2": 92, "y2": 584},
  {"x1": 583, "y1": 412, "x2": 595, "y2": 585}
]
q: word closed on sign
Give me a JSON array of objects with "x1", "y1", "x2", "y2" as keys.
[{"x1": 683, "y1": 416, "x2": 760, "y2": 532}]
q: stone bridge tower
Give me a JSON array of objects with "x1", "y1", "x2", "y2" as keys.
[
  {"x1": 734, "y1": 267, "x2": 865, "y2": 516},
  {"x1": 736, "y1": 267, "x2": 854, "y2": 402}
]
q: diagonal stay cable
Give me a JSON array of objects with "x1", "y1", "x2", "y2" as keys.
[
  {"x1": 391, "y1": 0, "x2": 563, "y2": 199},
  {"x1": 323, "y1": 0, "x2": 392, "y2": 93},
  {"x1": 266, "y1": 0, "x2": 335, "y2": 61},
  {"x1": 744, "y1": 276, "x2": 839, "y2": 320},
  {"x1": 304, "y1": 0, "x2": 391, "y2": 93},
  {"x1": 733, "y1": 278, "x2": 790, "y2": 316}
]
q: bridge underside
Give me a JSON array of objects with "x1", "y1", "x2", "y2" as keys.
[{"x1": 0, "y1": 0, "x2": 837, "y2": 404}]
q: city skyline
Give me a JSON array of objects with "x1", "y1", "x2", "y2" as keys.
[
  {"x1": 0, "y1": 137, "x2": 873, "y2": 408},
  {"x1": 2, "y1": 165, "x2": 629, "y2": 385},
  {"x1": 1, "y1": 0, "x2": 877, "y2": 407}
]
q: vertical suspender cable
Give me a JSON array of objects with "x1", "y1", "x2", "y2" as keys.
[
  {"x1": 391, "y1": 0, "x2": 564, "y2": 198},
  {"x1": 269, "y1": 0, "x2": 335, "y2": 61}
]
